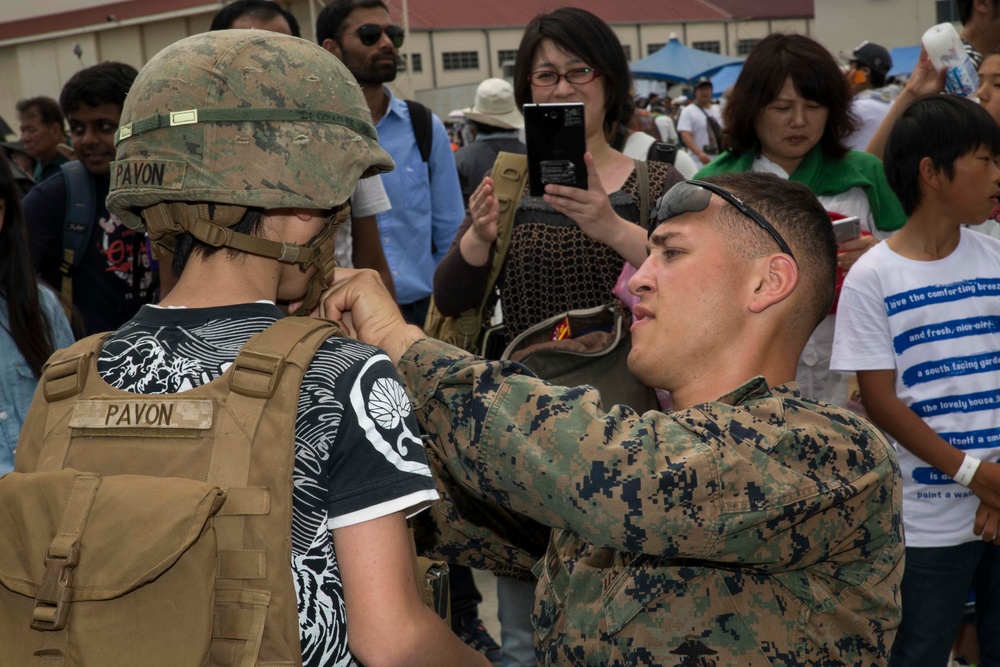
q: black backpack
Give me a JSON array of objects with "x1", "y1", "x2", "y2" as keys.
[{"x1": 405, "y1": 99, "x2": 433, "y2": 166}]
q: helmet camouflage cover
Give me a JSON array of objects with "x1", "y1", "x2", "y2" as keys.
[{"x1": 107, "y1": 30, "x2": 394, "y2": 231}]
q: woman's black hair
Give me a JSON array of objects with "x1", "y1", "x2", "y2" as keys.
[
  {"x1": 0, "y1": 157, "x2": 60, "y2": 377},
  {"x1": 722, "y1": 33, "x2": 856, "y2": 160},
  {"x1": 512, "y1": 7, "x2": 633, "y2": 136}
]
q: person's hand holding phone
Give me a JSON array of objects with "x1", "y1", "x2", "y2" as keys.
[
  {"x1": 543, "y1": 152, "x2": 618, "y2": 244},
  {"x1": 837, "y1": 233, "x2": 877, "y2": 272}
]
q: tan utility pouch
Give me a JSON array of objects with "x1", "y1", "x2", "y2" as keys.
[{"x1": 0, "y1": 468, "x2": 225, "y2": 666}]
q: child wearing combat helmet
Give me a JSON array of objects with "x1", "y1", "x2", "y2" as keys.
[{"x1": 58, "y1": 31, "x2": 485, "y2": 667}]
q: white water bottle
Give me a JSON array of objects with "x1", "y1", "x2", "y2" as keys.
[{"x1": 922, "y1": 22, "x2": 979, "y2": 99}]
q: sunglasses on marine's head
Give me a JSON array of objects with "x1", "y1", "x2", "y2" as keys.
[
  {"x1": 652, "y1": 180, "x2": 796, "y2": 261},
  {"x1": 352, "y1": 24, "x2": 405, "y2": 48}
]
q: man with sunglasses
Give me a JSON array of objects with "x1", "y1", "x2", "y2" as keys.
[
  {"x1": 317, "y1": 0, "x2": 464, "y2": 330},
  {"x1": 319, "y1": 171, "x2": 904, "y2": 665}
]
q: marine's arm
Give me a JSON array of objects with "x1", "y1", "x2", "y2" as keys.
[{"x1": 323, "y1": 269, "x2": 893, "y2": 565}]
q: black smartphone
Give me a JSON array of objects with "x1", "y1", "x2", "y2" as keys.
[{"x1": 523, "y1": 102, "x2": 587, "y2": 197}]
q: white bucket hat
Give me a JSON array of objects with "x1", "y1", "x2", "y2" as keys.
[{"x1": 463, "y1": 78, "x2": 523, "y2": 130}]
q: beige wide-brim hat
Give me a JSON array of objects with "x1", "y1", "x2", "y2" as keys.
[{"x1": 463, "y1": 78, "x2": 524, "y2": 130}]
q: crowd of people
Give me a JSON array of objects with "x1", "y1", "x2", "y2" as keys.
[{"x1": 2, "y1": 0, "x2": 1000, "y2": 666}]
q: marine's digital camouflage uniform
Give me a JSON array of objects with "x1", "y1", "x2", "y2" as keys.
[{"x1": 402, "y1": 338, "x2": 904, "y2": 666}]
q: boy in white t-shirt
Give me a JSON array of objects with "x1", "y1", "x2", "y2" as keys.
[{"x1": 831, "y1": 94, "x2": 1000, "y2": 667}]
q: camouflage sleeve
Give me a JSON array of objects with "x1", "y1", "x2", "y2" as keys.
[{"x1": 399, "y1": 338, "x2": 898, "y2": 566}]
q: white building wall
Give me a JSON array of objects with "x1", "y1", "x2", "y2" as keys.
[{"x1": 815, "y1": 0, "x2": 938, "y2": 54}]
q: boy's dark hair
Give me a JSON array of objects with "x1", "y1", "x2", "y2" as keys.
[
  {"x1": 316, "y1": 0, "x2": 389, "y2": 45},
  {"x1": 15, "y1": 97, "x2": 64, "y2": 129},
  {"x1": 211, "y1": 0, "x2": 301, "y2": 37},
  {"x1": 722, "y1": 33, "x2": 856, "y2": 160},
  {"x1": 59, "y1": 62, "x2": 138, "y2": 116},
  {"x1": 701, "y1": 172, "x2": 837, "y2": 334},
  {"x1": 884, "y1": 94, "x2": 1000, "y2": 216},
  {"x1": 169, "y1": 207, "x2": 267, "y2": 278},
  {"x1": 513, "y1": 7, "x2": 634, "y2": 136}
]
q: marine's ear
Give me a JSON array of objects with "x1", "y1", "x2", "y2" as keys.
[{"x1": 747, "y1": 253, "x2": 798, "y2": 314}]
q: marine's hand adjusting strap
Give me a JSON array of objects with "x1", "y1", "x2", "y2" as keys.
[{"x1": 115, "y1": 107, "x2": 379, "y2": 145}]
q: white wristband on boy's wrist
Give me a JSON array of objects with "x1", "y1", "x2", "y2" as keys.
[{"x1": 953, "y1": 454, "x2": 982, "y2": 487}]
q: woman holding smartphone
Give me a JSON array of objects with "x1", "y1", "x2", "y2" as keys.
[
  {"x1": 695, "y1": 33, "x2": 907, "y2": 407},
  {"x1": 433, "y1": 6, "x2": 682, "y2": 343}
]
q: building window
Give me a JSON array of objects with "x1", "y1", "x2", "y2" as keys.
[
  {"x1": 497, "y1": 49, "x2": 517, "y2": 68},
  {"x1": 646, "y1": 43, "x2": 666, "y2": 56},
  {"x1": 622, "y1": 44, "x2": 631, "y2": 61},
  {"x1": 737, "y1": 38, "x2": 762, "y2": 55},
  {"x1": 399, "y1": 54, "x2": 422, "y2": 73},
  {"x1": 692, "y1": 40, "x2": 721, "y2": 54},
  {"x1": 443, "y1": 51, "x2": 479, "y2": 71},
  {"x1": 937, "y1": 0, "x2": 959, "y2": 23}
]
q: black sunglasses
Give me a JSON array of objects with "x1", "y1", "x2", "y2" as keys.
[
  {"x1": 652, "y1": 180, "x2": 795, "y2": 260},
  {"x1": 350, "y1": 24, "x2": 405, "y2": 48}
]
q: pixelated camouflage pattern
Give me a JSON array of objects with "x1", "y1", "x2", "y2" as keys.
[
  {"x1": 399, "y1": 338, "x2": 904, "y2": 666},
  {"x1": 107, "y1": 31, "x2": 394, "y2": 231}
]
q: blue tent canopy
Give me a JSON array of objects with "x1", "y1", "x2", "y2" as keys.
[
  {"x1": 710, "y1": 63, "x2": 743, "y2": 97},
  {"x1": 887, "y1": 45, "x2": 921, "y2": 78},
  {"x1": 630, "y1": 37, "x2": 743, "y2": 83}
]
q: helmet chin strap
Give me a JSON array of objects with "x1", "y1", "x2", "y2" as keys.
[{"x1": 142, "y1": 201, "x2": 350, "y2": 315}]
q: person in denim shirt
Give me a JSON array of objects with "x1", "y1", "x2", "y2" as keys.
[{"x1": 0, "y1": 157, "x2": 73, "y2": 473}]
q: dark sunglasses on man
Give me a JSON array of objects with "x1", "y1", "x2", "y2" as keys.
[
  {"x1": 651, "y1": 180, "x2": 796, "y2": 261},
  {"x1": 348, "y1": 24, "x2": 405, "y2": 48}
]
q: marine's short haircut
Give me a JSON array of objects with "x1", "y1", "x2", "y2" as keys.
[
  {"x1": 512, "y1": 7, "x2": 634, "y2": 136},
  {"x1": 210, "y1": 0, "x2": 301, "y2": 37},
  {"x1": 16, "y1": 97, "x2": 64, "y2": 130},
  {"x1": 698, "y1": 172, "x2": 837, "y2": 334},
  {"x1": 722, "y1": 33, "x2": 856, "y2": 160},
  {"x1": 316, "y1": 0, "x2": 389, "y2": 46},
  {"x1": 59, "y1": 62, "x2": 138, "y2": 116},
  {"x1": 884, "y1": 94, "x2": 1000, "y2": 216}
]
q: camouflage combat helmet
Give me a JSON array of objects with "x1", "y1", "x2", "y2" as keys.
[{"x1": 107, "y1": 30, "x2": 394, "y2": 312}]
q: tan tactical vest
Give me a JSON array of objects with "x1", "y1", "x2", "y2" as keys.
[{"x1": 0, "y1": 316, "x2": 342, "y2": 667}]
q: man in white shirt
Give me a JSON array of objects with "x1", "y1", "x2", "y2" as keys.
[
  {"x1": 677, "y1": 77, "x2": 723, "y2": 168},
  {"x1": 844, "y1": 41, "x2": 898, "y2": 152}
]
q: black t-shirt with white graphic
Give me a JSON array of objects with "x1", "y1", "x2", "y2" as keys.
[{"x1": 97, "y1": 302, "x2": 437, "y2": 667}]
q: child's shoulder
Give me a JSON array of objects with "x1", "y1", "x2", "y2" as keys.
[
  {"x1": 848, "y1": 239, "x2": 895, "y2": 278},
  {"x1": 308, "y1": 334, "x2": 402, "y2": 388}
]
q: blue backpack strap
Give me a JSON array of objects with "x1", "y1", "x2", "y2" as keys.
[{"x1": 59, "y1": 162, "x2": 96, "y2": 304}]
